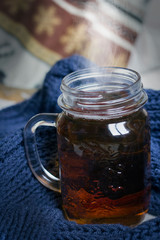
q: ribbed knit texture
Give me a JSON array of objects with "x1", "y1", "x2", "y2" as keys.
[{"x1": 0, "y1": 55, "x2": 160, "y2": 240}]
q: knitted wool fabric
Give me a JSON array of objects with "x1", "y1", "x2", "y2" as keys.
[{"x1": 0, "y1": 55, "x2": 160, "y2": 240}]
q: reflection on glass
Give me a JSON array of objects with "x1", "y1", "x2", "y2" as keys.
[{"x1": 108, "y1": 121, "x2": 129, "y2": 136}]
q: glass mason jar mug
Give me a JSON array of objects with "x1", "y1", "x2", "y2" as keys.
[{"x1": 24, "y1": 67, "x2": 151, "y2": 226}]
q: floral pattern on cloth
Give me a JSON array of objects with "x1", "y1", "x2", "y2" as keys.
[{"x1": 0, "y1": 0, "x2": 149, "y2": 95}]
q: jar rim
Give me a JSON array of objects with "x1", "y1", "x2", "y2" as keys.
[
  {"x1": 58, "y1": 67, "x2": 148, "y2": 119},
  {"x1": 60, "y1": 67, "x2": 141, "y2": 96}
]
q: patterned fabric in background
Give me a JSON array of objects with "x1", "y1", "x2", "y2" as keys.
[{"x1": 0, "y1": 0, "x2": 149, "y2": 93}]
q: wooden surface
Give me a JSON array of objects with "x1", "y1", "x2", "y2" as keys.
[{"x1": 0, "y1": 84, "x2": 36, "y2": 102}]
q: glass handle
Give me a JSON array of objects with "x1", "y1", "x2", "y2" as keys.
[{"x1": 23, "y1": 113, "x2": 61, "y2": 192}]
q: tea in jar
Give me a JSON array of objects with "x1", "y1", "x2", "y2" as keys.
[{"x1": 24, "y1": 67, "x2": 151, "y2": 226}]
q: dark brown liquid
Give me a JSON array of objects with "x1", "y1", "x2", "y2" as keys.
[{"x1": 57, "y1": 109, "x2": 151, "y2": 225}]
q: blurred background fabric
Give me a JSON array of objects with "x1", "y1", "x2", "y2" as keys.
[
  {"x1": 0, "y1": 0, "x2": 153, "y2": 107},
  {"x1": 128, "y1": 0, "x2": 160, "y2": 90}
]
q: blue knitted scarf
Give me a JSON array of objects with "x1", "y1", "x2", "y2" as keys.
[{"x1": 0, "y1": 55, "x2": 160, "y2": 240}]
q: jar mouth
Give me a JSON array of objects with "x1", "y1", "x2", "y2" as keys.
[{"x1": 58, "y1": 67, "x2": 148, "y2": 119}]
